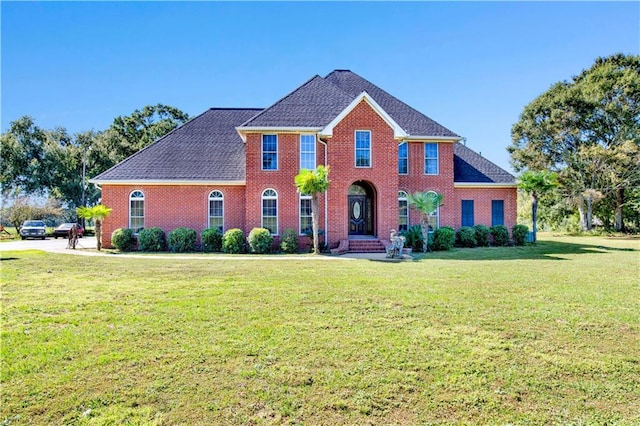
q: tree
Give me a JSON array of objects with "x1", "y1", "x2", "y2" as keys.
[
  {"x1": 509, "y1": 54, "x2": 640, "y2": 232},
  {"x1": 77, "y1": 204, "x2": 112, "y2": 251},
  {"x1": 518, "y1": 171, "x2": 558, "y2": 242},
  {"x1": 1, "y1": 197, "x2": 62, "y2": 232},
  {"x1": 294, "y1": 165, "x2": 330, "y2": 254},
  {"x1": 407, "y1": 191, "x2": 443, "y2": 253}
]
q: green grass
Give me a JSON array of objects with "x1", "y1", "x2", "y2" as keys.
[{"x1": 1, "y1": 235, "x2": 639, "y2": 425}]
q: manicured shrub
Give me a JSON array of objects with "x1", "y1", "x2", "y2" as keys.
[
  {"x1": 456, "y1": 226, "x2": 477, "y2": 248},
  {"x1": 512, "y1": 224, "x2": 529, "y2": 246},
  {"x1": 474, "y1": 224, "x2": 491, "y2": 247},
  {"x1": 168, "y1": 227, "x2": 197, "y2": 253},
  {"x1": 401, "y1": 225, "x2": 424, "y2": 252},
  {"x1": 111, "y1": 228, "x2": 136, "y2": 252},
  {"x1": 490, "y1": 225, "x2": 510, "y2": 246},
  {"x1": 201, "y1": 227, "x2": 223, "y2": 253},
  {"x1": 222, "y1": 228, "x2": 245, "y2": 254},
  {"x1": 280, "y1": 228, "x2": 299, "y2": 254},
  {"x1": 248, "y1": 227, "x2": 273, "y2": 254},
  {"x1": 138, "y1": 227, "x2": 167, "y2": 252},
  {"x1": 432, "y1": 227, "x2": 455, "y2": 251}
]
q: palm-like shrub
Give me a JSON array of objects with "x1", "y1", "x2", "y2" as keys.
[
  {"x1": 201, "y1": 228, "x2": 223, "y2": 252},
  {"x1": 138, "y1": 227, "x2": 167, "y2": 252},
  {"x1": 474, "y1": 224, "x2": 491, "y2": 247},
  {"x1": 456, "y1": 226, "x2": 477, "y2": 248},
  {"x1": 401, "y1": 225, "x2": 424, "y2": 252},
  {"x1": 111, "y1": 228, "x2": 136, "y2": 252},
  {"x1": 222, "y1": 228, "x2": 245, "y2": 254},
  {"x1": 248, "y1": 228, "x2": 273, "y2": 254},
  {"x1": 280, "y1": 228, "x2": 299, "y2": 254},
  {"x1": 168, "y1": 227, "x2": 197, "y2": 252}
]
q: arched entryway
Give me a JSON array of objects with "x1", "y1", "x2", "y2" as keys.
[{"x1": 348, "y1": 181, "x2": 376, "y2": 236}]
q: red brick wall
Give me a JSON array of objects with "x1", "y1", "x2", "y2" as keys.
[
  {"x1": 453, "y1": 187, "x2": 517, "y2": 229},
  {"x1": 101, "y1": 185, "x2": 245, "y2": 248},
  {"x1": 326, "y1": 100, "x2": 399, "y2": 245}
]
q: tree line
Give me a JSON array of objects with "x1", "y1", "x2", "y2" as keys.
[{"x1": 1, "y1": 104, "x2": 189, "y2": 221}]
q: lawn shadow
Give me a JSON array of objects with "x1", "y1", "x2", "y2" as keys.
[{"x1": 411, "y1": 240, "x2": 638, "y2": 262}]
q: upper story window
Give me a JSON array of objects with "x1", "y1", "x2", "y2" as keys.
[
  {"x1": 129, "y1": 190, "x2": 144, "y2": 232},
  {"x1": 398, "y1": 191, "x2": 409, "y2": 232},
  {"x1": 209, "y1": 190, "x2": 224, "y2": 232},
  {"x1": 424, "y1": 143, "x2": 439, "y2": 175},
  {"x1": 262, "y1": 134, "x2": 278, "y2": 170},
  {"x1": 355, "y1": 130, "x2": 371, "y2": 168},
  {"x1": 300, "y1": 134, "x2": 316, "y2": 170},
  {"x1": 262, "y1": 189, "x2": 278, "y2": 235},
  {"x1": 398, "y1": 142, "x2": 408, "y2": 175}
]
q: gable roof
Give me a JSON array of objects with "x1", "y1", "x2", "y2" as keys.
[
  {"x1": 91, "y1": 108, "x2": 261, "y2": 183},
  {"x1": 453, "y1": 143, "x2": 515, "y2": 184},
  {"x1": 324, "y1": 70, "x2": 460, "y2": 139},
  {"x1": 239, "y1": 75, "x2": 354, "y2": 129}
]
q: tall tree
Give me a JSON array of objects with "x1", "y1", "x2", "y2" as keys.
[
  {"x1": 407, "y1": 191, "x2": 443, "y2": 253},
  {"x1": 77, "y1": 204, "x2": 112, "y2": 251},
  {"x1": 294, "y1": 165, "x2": 330, "y2": 254},
  {"x1": 518, "y1": 171, "x2": 558, "y2": 242},
  {"x1": 509, "y1": 54, "x2": 640, "y2": 231}
]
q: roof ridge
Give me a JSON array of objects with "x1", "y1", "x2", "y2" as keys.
[
  {"x1": 238, "y1": 74, "x2": 326, "y2": 127},
  {"x1": 208, "y1": 107, "x2": 263, "y2": 111}
]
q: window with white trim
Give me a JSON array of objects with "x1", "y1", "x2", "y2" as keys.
[
  {"x1": 262, "y1": 134, "x2": 278, "y2": 170},
  {"x1": 129, "y1": 190, "x2": 144, "y2": 232},
  {"x1": 300, "y1": 195, "x2": 313, "y2": 235},
  {"x1": 209, "y1": 190, "x2": 224, "y2": 231},
  {"x1": 426, "y1": 191, "x2": 439, "y2": 233},
  {"x1": 424, "y1": 143, "x2": 438, "y2": 175},
  {"x1": 355, "y1": 130, "x2": 371, "y2": 167},
  {"x1": 398, "y1": 142, "x2": 408, "y2": 174},
  {"x1": 398, "y1": 191, "x2": 409, "y2": 232},
  {"x1": 300, "y1": 134, "x2": 316, "y2": 170},
  {"x1": 262, "y1": 189, "x2": 278, "y2": 235}
]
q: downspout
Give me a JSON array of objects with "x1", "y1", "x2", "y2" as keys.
[{"x1": 318, "y1": 136, "x2": 329, "y2": 249}]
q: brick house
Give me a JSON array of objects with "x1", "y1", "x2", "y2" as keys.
[{"x1": 92, "y1": 70, "x2": 516, "y2": 251}]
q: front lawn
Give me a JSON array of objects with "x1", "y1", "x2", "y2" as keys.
[{"x1": 1, "y1": 235, "x2": 638, "y2": 424}]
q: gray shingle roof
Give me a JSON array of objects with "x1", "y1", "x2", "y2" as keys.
[
  {"x1": 453, "y1": 143, "x2": 515, "y2": 184},
  {"x1": 324, "y1": 70, "x2": 460, "y2": 138},
  {"x1": 92, "y1": 108, "x2": 261, "y2": 182},
  {"x1": 240, "y1": 75, "x2": 354, "y2": 128}
]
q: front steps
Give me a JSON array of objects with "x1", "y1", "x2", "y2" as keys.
[{"x1": 346, "y1": 238, "x2": 385, "y2": 253}]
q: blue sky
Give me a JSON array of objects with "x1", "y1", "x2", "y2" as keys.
[{"x1": 2, "y1": 1, "x2": 638, "y2": 173}]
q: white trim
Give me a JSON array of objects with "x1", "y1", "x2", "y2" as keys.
[
  {"x1": 261, "y1": 188, "x2": 278, "y2": 235},
  {"x1": 129, "y1": 190, "x2": 145, "y2": 231},
  {"x1": 89, "y1": 179, "x2": 246, "y2": 186},
  {"x1": 262, "y1": 134, "x2": 278, "y2": 171},
  {"x1": 299, "y1": 134, "x2": 316, "y2": 170},
  {"x1": 208, "y1": 190, "x2": 224, "y2": 232},
  {"x1": 321, "y1": 92, "x2": 408, "y2": 139},
  {"x1": 402, "y1": 135, "x2": 462, "y2": 142},
  {"x1": 454, "y1": 183, "x2": 517, "y2": 188},
  {"x1": 236, "y1": 127, "x2": 322, "y2": 142},
  {"x1": 354, "y1": 130, "x2": 372, "y2": 168},
  {"x1": 398, "y1": 141, "x2": 408, "y2": 175},
  {"x1": 299, "y1": 194, "x2": 312, "y2": 236}
]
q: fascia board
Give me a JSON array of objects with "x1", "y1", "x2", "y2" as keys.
[
  {"x1": 89, "y1": 179, "x2": 246, "y2": 186},
  {"x1": 454, "y1": 182, "x2": 517, "y2": 189},
  {"x1": 236, "y1": 126, "x2": 322, "y2": 142}
]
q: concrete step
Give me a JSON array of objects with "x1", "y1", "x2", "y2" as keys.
[{"x1": 348, "y1": 239, "x2": 385, "y2": 253}]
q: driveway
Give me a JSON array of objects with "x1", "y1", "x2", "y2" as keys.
[{"x1": 1, "y1": 236, "x2": 97, "y2": 253}]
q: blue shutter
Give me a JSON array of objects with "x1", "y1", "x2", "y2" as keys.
[
  {"x1": 492, "y1": 200, "x2": 504, "y2": 226},
  {"x1": 461, "y1": 200, "x2": 474, "y2": 227}
]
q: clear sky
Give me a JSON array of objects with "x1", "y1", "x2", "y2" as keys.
[{"x1": 2, "y1": 1, "x2": 638, "y2": 173}]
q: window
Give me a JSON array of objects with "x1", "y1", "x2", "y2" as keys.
[
  {"x1": 129, "y1": 190, "x2": 144, "y2": 232},
  {"x1": 262, "y1": 189, "x2": 278, "y2": 235},
  {"x1": 424, "y1": 143, "x2": 438, "y2": 175},
  {"x1": 398, "y1": 142, "x2": 408, "y2": 174},
  {"x1": 355, "y1": 130, "x2": 371, "y2": 167},
  {"x1": 425, "y1": 190, "x2": 440, "y2": 233},
  {"x1": 262, "y1": 134, "x2": 278, "y2": 170},
  {"x1": 209, "y1": 190, "x2": 224, "y2": 231},
  {"x1": 300, "y1": 195, "x2": 313, "y2": 235},
  {"x1": 300, "y1": 134, "x2": 316, "y2": 170},
  {"x1": 398, "y1": 191, "x2": 409, "y2": 232},
  {"x1": 492, "y1": 200, "x2": 505, "y2": 226},
  {"x1": 461, "y1": 200, "x2": 474, "y2": 227}
]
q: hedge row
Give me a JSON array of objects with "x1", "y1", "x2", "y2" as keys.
[
  {"x1": 110, "y1": 227, "x2": 303, "y2": 254},
  {"x1": 401, "y1": 224, "x2": 530, "y2": 252}
]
